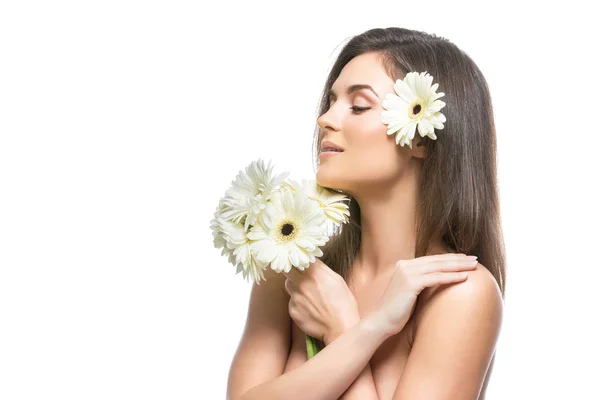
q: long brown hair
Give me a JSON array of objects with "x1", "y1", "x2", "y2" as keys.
[{"x1": 313, "y1": 27, "x2": 507, "y2": 298}]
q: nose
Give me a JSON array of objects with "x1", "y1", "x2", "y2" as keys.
[{"x1": 317, "y1": 106, "x2": 341, "y2": 136}]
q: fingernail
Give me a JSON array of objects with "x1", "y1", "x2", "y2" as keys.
[{"x1": 467, "y1": 255, "x2": 478, "y2": 260}]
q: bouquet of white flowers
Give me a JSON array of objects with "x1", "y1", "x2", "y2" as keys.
[{"x1": 210, "y1": 159, "x2": 350, "y2": 358}]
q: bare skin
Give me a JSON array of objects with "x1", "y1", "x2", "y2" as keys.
[
  {"x1": 316, "y1": 52, "x2": 428, "y2": 278},
  {"x1": 283, "y1": 258, "x2": 498, "y2": 400},
  {"x1": 309, "y1": 52, "x2": 500, "y2": 398},
  {"x1": 226, "y1": 52, "x2": 502, "y2": 400}
]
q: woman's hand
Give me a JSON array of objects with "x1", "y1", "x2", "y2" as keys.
[
  {"x1": 282, "y1": 259, "x2": 360, "y2": 346},
  {"x1": 370, "y1": 253, "x2": 479, "y2": 338}
]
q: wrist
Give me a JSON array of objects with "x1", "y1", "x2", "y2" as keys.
[
  {"x1": 363, "y1": 310, "x2": 396, "y2": 341},
  {"x1": 324, "y1": 314, "x2": 360, "y2": 346}
]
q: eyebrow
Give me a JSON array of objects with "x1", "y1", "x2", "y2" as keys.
[{"x1": 328, "y1": 84, "x2": 379, "y2": 99}]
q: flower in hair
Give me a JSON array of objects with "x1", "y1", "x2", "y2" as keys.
[{"x1": 380, "y1": 71, "x2": 447, "y2": 149}]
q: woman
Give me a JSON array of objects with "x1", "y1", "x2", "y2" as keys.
[{"x1": 227, "y1": 27, "x2": 506, "y2": 400}]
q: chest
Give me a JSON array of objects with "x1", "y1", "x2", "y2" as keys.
[
  {"x1": 346, "y1": 272, "x2": 414, "y2": 400},
  {"x1": 287, "y1": 271, "x2": 415, "y2": 400}
]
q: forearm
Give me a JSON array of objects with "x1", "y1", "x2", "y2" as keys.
[
  {"x1": 330, "y1": 315, "x2": 381, "y2": 400},
  {"x1": 239, "y1": 314, "x2": 389, "y2": 400}
]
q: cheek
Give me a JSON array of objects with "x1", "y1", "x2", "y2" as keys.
[
  {"x1": 348, "y1": 131, "x2": 406, "y2": 177},
  {"x1": 352, "y1": 115, "x2": 385, "y2": 140},
  {"x1": 349, "y1": 122, "x2": 394, "y2": 160},
  {"x1": 351, "y1": 145, "x2": 399, "y2": 173},
  {"x1": 344, "y1": 123, "x2": 378, "y2": 150}
]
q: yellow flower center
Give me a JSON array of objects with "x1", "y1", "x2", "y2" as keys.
[
  {"x1": 409, "y1": 98, "x2": 426, "y2": 120},
  {"x1": 276, "y1": 218, "x2": 299, "y2": 242}
]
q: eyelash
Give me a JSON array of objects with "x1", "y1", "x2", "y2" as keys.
[
  {"x1": 326, "y1": 99, "x2": 371, "y2": 114},
  {"x1": 351, "y1": 106, "x2": 370, "y2": 114}
]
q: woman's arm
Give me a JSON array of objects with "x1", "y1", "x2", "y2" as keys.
[
  {"x1": 322, "y1": 328, "x2": 381, "y2": 400},
  {"x1": 226, "y1": 268, "x2": 292, "y2": 400},
  {"x1": 240, "y1": 313, "x2": 389, "y2": 400}
]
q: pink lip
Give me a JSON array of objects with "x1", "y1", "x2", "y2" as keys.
[
  {"x1": 319, "y1": 151, "x2": 343, "y2": 158},
  {"x1": 321, "y1": 140, "x2": 344, "y2": 152}
]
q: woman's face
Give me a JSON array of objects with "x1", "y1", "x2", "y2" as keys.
[{"x1": 316, "y1": 52, "x2": 423, "y2": 196}]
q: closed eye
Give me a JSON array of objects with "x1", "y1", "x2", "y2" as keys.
[{"x1": 351, "y1": 106, "x2": 370, "y2": 114}]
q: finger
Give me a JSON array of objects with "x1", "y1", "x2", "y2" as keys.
[
  {"x1": 403, "y1": 253, "x2": 473, "y2": 265},
  {"x1": 416, "y1": 271, "x2": 469, "y2": 290},
  {"x1": 284, "y1": 278, "x2": 297, "y2": 295},
  {"x1": 417, "y1": 258, "x2": 478, "y2": 275},
  {"x1": 303, "y1": 260, "x2": 324, "y2": 279},
  {"x1": 312, "y1": 258, "x2": 337, "y2": 277},
  {"x1": 281, "y1": 266, "x2": 305, "y2": 283}
]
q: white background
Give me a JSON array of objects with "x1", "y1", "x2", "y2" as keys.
[{"x1": 1, "y1": 1, "x2": 598, "y2": 399}]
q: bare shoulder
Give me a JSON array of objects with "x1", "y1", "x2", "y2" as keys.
[
  {"x1": 393, "y1": 264, "x2": 504, "y2": 399},
  {"x1": 416, "y1": 263, "x2": 502, "y2": 321}
]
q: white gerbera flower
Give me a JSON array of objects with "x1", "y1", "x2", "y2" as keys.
[
  {"x1": 284, "y1": 179, "x2": 350, "y2": 225},
  {"x1": 210, "y1": 199, "x2": 230, "y2": 250},
  {"x1": 223, "y1": 220, "x2": 269, "y2": 285},
  {"x1": 233, "y1": 250, "x2": 268, "y2": 285},
  {"x1": 380, "y1": 71, "x2": 447, "y2": 149},
  {"x1": 210, "y1": 211, "x2": 226, "y2": 250},
  {"x1": 211, "y1": 208, "x2": 269, "y2": 285},
  {"x1": 248, "y1": 187, "x2": 329, "y2": 273},
  {"x1": 221, "y1": 159, "x2": 290, "y2": 230},
  {"x1": 209, "y1": 200, "x2": 238, "y2": 265}
]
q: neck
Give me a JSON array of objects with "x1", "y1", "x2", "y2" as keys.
[{"x1": 351, "y1": 162, "x2": 445, "y2": 279}]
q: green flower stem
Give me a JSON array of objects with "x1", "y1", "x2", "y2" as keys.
[{"x1": 305, "y1": 334, "x2": 323, "y2": 359}]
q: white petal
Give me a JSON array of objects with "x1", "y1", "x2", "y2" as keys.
[
  {"x1": 295, "y1": 237, "x2": 316, "y2": 251},
  {"x1": 429, "y1": 99, "x2": 446, "y2": 112},
  {"x1": 396, "y1": 79, "x2": 417, "y2": 104},
  {"x1": 408, "y1": 122, "x2": 417, "y2": 140},
  {"x1": 251, "y1": 240, "x2": 279, "y2": 262},
  {"x1": 272, "y1": 253, "x2": 287, "y2": 272},
  {"x1": 419, "y1": 118, "x2": 434, "y2": 135},
  {"x1": 287, "y1": 248, "x2": 298, "y2": 267},
  {"x1": 247, "y1": 226, "x2": 268, "y2": 241}
]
